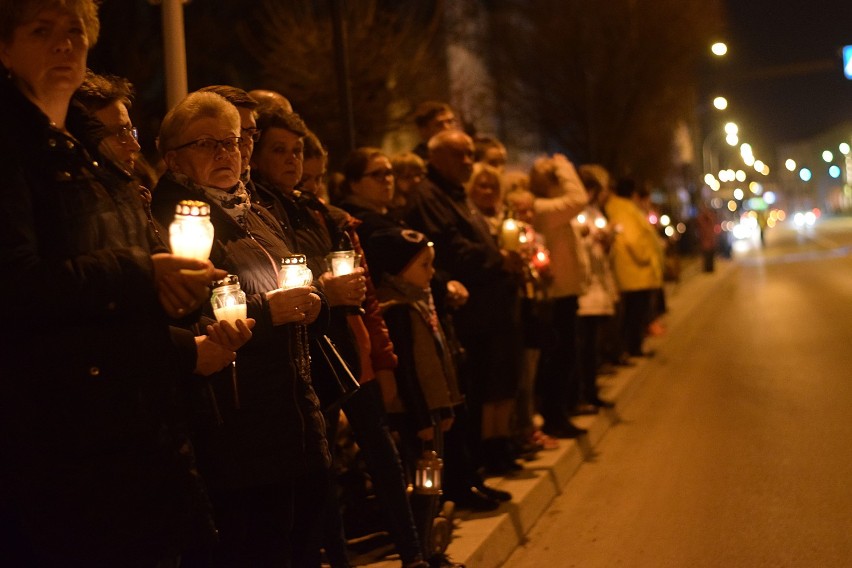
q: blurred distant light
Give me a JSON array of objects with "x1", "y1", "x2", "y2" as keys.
[
  {"x1": 676, "y1": 223, "x2": 686, "y2": 234},
  {"x1": 740, "y1": 143, "x2": 753, "y2": 157},
  {"x1": 704, "y1": 173, "x2": 716, "y2": 186},
  {"x1": 840, "y1": 143, "x2": 850, "y2": 155},
  {"x1": 577, "y1": 213, "x2": 586, "y2": 224},
  {"x1": 753, "y1": 160, "x2": 765, "y2": 172},
  {"x1": 648, "y1": 213, "x2": 658, "y2": 225},
  {"x1": 822, "y1": 150, "x2": 834, "y2": 162},
  {"x1": 727, "y1": 200, "x2": 738, "y2": 212},
  {"x1": 743, "y1": 154, "x2": 755, "y2": 166},
  {"x1": 724, "y1": 122, "x2": 739, "y2": 135},
  {"x1": 764, "y1": 191, "x2": 776, "y2": 204},
  {"x1": 829, "y1": 165, "x2": 842, "y2": 178},
  {"x1": 711, "y1": 42, "x2": 728, "y2": 56},
  {"x1": 785, "y1": 159, "x2": 797, "y2": 171},
  {"x1": 713, "y1": 96, "x2": 728, "y2": 110},
  {"x1": 799, "y1": 168, "x2": 812, "y2": 182},
  {"x1": 735, "y1": 169, "x2": 746, "y2": 182},
  {"x1": 660, "y1": 214, "x2": 671, "y2": 226},
  {"x1": 749, "y1": 181, "x2": 762, "y2": 194},
  {"x1": 711, "y1": 197, "x2": 723, "y2": 209},
  {"x1": 726, "y1": 133, "x2": 739, "y2": 146},
  {"x1": 761, "y1": 165, "x2": 770, "y2": 175},
  {"x1": 733, "y1": 188, "x2": 744, "y2": 200}
]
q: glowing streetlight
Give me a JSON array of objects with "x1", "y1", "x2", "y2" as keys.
[
  {"x1": 711, "y1": 42, "x2": 728, "y2": 56},
  {"x1": 713, "y1": 96, "x2": 728, "y2": 110}
]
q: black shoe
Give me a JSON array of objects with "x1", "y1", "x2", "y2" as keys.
[
  {"x1": 427, "y1": 552, "x2": 465, "y2": 567},
  {"x1": 542, "y1": 422, "x2": 588, "y2": 439},
  {"x1": 475, "y1": 483, "x2": 512, "y2": 502},
  {"x1": 589, "y1": 396, "x2": 615, "y2": 409},
  {"x1": 446, "y1": 487, "x2": 499, "y2": 511},
  {"x1": 571, "y1": 403, "x2": 600, "y2": 416}
]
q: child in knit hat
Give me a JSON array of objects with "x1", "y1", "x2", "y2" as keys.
[{"x1": 367, "y1": 227, "x2": 464, "y2": 556}]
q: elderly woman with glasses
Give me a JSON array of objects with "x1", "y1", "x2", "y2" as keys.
[
  {"x1": 151, "y1": 91, "x2": 331, "y2": 567},
  {"x1": 0, "y1": 0, "x2": 226, "y2": 565}
]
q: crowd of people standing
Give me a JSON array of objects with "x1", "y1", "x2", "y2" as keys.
[{"x1": 0, "y1": 1, "x2": 672, "y2": 567}]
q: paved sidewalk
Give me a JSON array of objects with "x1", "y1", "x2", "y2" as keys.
[{"x1": 355, "y1": 255, "x2": 725, "y2": 567}]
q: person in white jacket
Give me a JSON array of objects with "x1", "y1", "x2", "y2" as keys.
[{"x1": 528, "y1": 154, "x2": 589, "y2": 438}]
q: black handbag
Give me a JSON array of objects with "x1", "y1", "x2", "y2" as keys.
[{"x1": 312, "y1": 334, "x2": 361, "y2": 412}]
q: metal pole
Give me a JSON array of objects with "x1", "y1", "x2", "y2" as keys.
[
  {"x1": 330, "y1": 0, "x2": 356, "y2": 152},
  {"x1": 158, "y1": 0, "x2": 189, "y2": 110}
]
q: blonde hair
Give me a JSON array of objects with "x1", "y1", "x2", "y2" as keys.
[
  {"x1": 465, "y1": 162, "x2": 503, "y2": 198},
  {"x1": 158, "y1": 91, "x2": 240, "y2": 155}
]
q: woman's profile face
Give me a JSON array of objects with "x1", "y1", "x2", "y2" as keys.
[
  {"x1": 166, "y1": 116, "x2": 241, "y2": 190},
  {"x1": 0, "y1": 7, "x2": 89, "y2": 101},
  {"x1": 350, "y1": 155, "x2": 394, "y2": 209}
]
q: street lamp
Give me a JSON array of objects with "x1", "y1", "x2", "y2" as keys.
[{"x1": 148, "y1": 0, "x2": 190, "y2": 110}]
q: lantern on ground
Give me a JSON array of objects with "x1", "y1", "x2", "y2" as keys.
[{"x1": 414, "y1": 450, "x2": 443, "y2": 495}]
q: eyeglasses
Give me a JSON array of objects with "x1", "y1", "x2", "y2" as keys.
[
  {"x1": 361, "y1": 168, "x2": 394, "y2": 182},
  {"x1": 171, "y1": 136, "x2": 242, "y2": 154},
  {"x1": 108, "y1": 126, "x2": 139, "y2": 145},
  {"x1": 241, "y1": 127, "x2": 261, "y2": 142}
]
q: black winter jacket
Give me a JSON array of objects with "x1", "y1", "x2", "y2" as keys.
[
  {"x1": 151, "y1": 173, "x2": 331, "y2": 489},
  {"x1": 0, "y1": 77, "x2": 213, "y2": 566}
]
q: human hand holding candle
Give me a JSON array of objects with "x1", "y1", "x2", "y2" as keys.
[
  {"x1": 193, "y1": 335, "x2": 236, "y2": 376},
  {"x1": 206, "y1": 318, "x2": 255, "y2": 351},
  {"x1": 152, "y1": 253, "x2": 223, "y2": 318},
  {"x1": 267, "y1": 286, "x2": 315, "y2": 325},
  {"x1": 318, "y1": 267, "x2": 366, "y2": 308}
]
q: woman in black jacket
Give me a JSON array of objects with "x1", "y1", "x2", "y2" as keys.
[
  {"x1": 0, "y1": 1, "x2": 221, "y2": 565},
  {"x1": 151, "y1": 91, "x2": 330, "y2": 567}
]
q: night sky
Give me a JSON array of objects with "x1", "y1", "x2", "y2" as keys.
[{"x1": 719, "y1": 0, "x2": 852, "y2": 154}]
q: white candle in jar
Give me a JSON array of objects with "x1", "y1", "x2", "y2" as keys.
[
  {"x1": 214, "y1": 303, "x2": 247, "y2": 326},
  {"x1": 170, "y1": 201, "x2": 214, "y2": 261}
]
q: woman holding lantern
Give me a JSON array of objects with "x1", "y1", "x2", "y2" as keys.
[
  {"x1": 151, "y1": 91, "x2": 331, "y2": 567},
  {"x1": 0, "y1": 1, "x2": 224, "y2": 565}
]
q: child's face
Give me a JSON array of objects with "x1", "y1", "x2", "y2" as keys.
[{"x1": 399, "y1": 246, "x2": 435, "y2": 290}]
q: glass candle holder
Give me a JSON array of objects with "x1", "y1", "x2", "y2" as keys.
[
  {"x1": 325, "y1": 250, "x2": 361, "y2": 276},
  {"x1": 414, "y1": 450, "x2": 443, "y2": 495},
  {"x1": 170, "y1": 200, "x2": 214, "y2": 261},
  {"x1": 501, "y1": 218, "x2": 521, "y2": 251},
  {"x1": 210, "y1": 274, "x2": 247, "y2": 325},
  {"x1": 279, "y1": 254, "x2": 313, "y2": 289}
]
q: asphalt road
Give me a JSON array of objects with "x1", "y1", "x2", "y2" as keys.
[{"x1": 504, "y1": 216, "x2": 852, "y2": 567}]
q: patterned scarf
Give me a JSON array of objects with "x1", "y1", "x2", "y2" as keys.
[{"x1": 169, "y1": 171, "x2": 252, "y2": 225}]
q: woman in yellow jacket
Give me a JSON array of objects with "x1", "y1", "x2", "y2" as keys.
[{"x1": 580, "y1": 166, "x2": 663, "y2": 358}]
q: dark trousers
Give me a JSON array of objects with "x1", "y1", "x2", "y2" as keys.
[
  {"x1": 323, "y1": 380, "x2": 422, "y2": 566},
  {"x1": 622, "y1": 289, "x2": 654, "y2": 356},
  {"x1": 577, "y1": 315, "x2": 609, "y2": 403},
  {"x1": 536, "y1": 296, "x2": 579, "y2": 425}
]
